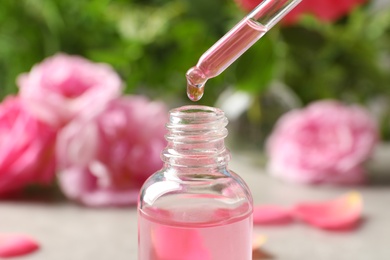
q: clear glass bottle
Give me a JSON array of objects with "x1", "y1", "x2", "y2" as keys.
[{"x1": 138, "y1": 105, "x2": 253, "y2": 260}]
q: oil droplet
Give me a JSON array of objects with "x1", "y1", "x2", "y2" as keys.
[
  {"x1": 187, "y1": 81, "x2": 205, "y2": 102},
  {"x1": 186, "y1": 67, "x2": 207, "y2": 102}
]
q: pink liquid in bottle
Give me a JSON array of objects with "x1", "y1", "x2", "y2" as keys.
[
  {"x1": 187, "y1": 18, "x2": 268, "y2": 101},
  {"x1": 139, "y1": 195, "x2": 253, "y2": 260}
]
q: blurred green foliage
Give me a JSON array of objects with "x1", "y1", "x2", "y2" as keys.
[
  {"x1": 1, "y1": 0, "x2": 390, "y2": 136},
  {"x1": 0, "y1": 0, "x2": 243, "y2": 104},
  {"x1": 283, "y1": 10, "x2": 390, "y2": 104}
]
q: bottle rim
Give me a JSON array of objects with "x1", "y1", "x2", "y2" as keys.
[
  {"x1": 167, "y1": 105, "x2": 227, "y2": 130},
  {"x1": 162, "y1": 105, "x2": 230, "y2": 167}
]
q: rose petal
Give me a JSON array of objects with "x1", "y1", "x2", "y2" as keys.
[
  {"x1": 252, "y1": 235, "x2": 273, "y2": 260},
  {"x1": 0, "y1": 234, "x2": 39, "y2": 257},
  {"x1": 152, "y1": 225, "x2": 211, "y2": 260},
  {"x1": 252, "y1": 248, "x2": 274, "y2": 260},
  {"x1": 253, "y1": 205, "x2": 294, "y2": 225},
  {"x1": 293, "y1": 192, "x2": 363, "y2": 230},
  {"x1": 252, "y1": 235, "x2": 266, "y2": 249}
]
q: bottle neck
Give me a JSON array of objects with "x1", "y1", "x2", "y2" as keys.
[{"x1": 162, "y1": 106, "x2": 231, "y2": 169}]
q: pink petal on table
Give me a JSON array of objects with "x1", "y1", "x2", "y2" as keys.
[
  {"x1": 293, "y1": 192, "x2": 363, "y2": 230},
  {"x1": 253, "y1": 205, "x2": 294, "y2": 225},
  {"x1": 0, "y1": 234, "x2": 39, "y2": 257},
  {"x1": 252, "y1": 235, "x2": 266, "y2": 249},
  {"x1": 252, "y1": 235, "x2": 273, "y2": 259}
]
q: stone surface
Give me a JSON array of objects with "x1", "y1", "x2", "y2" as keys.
[{"x1": 1, "y1": 146, "x2": 390, "y2": 260}]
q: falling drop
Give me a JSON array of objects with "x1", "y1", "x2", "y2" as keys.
[
  {"x1": 187, "y1": 82, "x2": 205, "y2": 102},
  {"x1": 186, "y1": 67, "x2": 207, "y2": 102}
]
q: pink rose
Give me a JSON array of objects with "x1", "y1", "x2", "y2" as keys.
[
  {"x1": 56, "y1": 96, "x2": 168, "y2": 206},
  {"x1": 266, "y1": 100, "x2": 378, "y2": 185},
  {"x1": 234, "y1": 0, "x2": 367, "y2": 25},
  {"x1": 283, "y1": 0, "x2": 367, "y2": 24},
  {"x1": 0, "y1": 96, "x2": 57, "y2": 196},
  {"x1": 17, "y1": 53, "x2": 123, "y2": 127}
]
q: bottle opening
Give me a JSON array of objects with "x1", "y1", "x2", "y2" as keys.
[
  {"x1": 168, "y1": 105, "x2": 227, "y2": 128},
  {"x1": 162, "y1": 105, "x2": 230, "y2": 167}
]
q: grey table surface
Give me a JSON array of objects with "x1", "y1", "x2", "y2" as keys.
[{"x1": 1, "y1": 145, "x2": 390, "y2": 260}]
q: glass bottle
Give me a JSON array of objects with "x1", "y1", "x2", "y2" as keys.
[{"x1": 138, "y1": 105, "x2": 253, "y2": 260}]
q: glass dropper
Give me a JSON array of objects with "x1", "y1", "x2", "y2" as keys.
[{"x1": 186, "y1": 0, "x2": 302, "y2": 101}]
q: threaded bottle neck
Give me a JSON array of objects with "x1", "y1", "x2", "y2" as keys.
[{"x1": 162, "y1": 105, "x2": 231, "y2": 168}]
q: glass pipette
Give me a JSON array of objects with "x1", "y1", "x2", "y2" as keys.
[{"x1": 186, "y1": 0, "x2": 302, "y2": 101}]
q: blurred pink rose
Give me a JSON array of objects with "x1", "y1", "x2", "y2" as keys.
[
  {"x1": 266, "y1": 100, "x2": 378, "y2": 185},
  {"x1": 0, "y1": 96, "x2": 56, "y2": 196},
  {"x1": 283, "y1": 0, "x2": 367, "y2": 24},
  {"x1": 56, "y1": 96, "x2": 168, "y2": 207},
  {"x1": 17, "y1": 53, "x2": 123, "y2": 127},
  {"x1": 234, "y1": 0, "x2": 367, "y2": 25}
]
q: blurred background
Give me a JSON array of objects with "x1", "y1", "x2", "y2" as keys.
[
  {"x1": 1, "y1": 1, "x2": 390, "y2": 259},
  {"x1": 1, "y1": 0, "x2": 390, "y2": 149}
]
